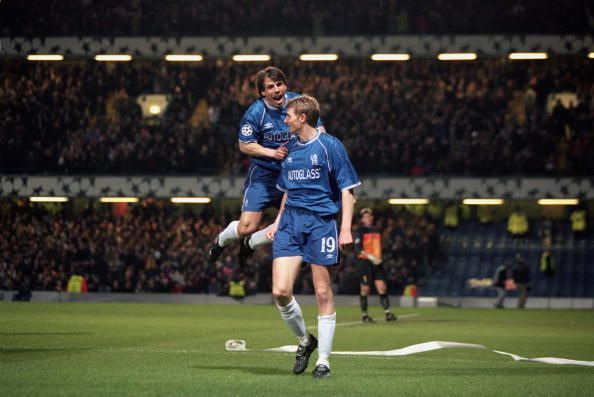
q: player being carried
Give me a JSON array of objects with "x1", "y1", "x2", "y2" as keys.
[{"x1": 207, "y1": 66, "x2": 325, "y2": 267}]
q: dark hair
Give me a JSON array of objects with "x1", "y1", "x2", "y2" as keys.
[
  {"x1": 287, "y1": 95, "x2": 320, "y2": 126},
  {"x1": 256, "y1": 66, "x2": 287, "y2": 97}
]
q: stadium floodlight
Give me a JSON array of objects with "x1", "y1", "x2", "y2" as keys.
[
  {"x1": 462, "y1": 199, "x2": 504, "y2": 205},
  {"x1": 508, "y1": 52, "x2": 548, "y2": 60},
  {"x1": 371, "y1": 53, "x2": 410, "y2": 61},
  {"x1": 299, "y1": 54, "x2": 339, "y2": 61},
  {"x1": 99, "y1": 197, "x2": 139, "y2": 203},
  {"x1": 437, "y1": 53, "x2": 477, "y2": 61},
  {"x1": 587, "y1": 52, "x2": 594, "y2": 59},
  {"x1": 149, "y1": 105, "x2": 161, "y2": 115},
  {"x1": 26, "y1": 54, "x2": 64, "y2": 61},
  {"x1": 170, "y1": 197, "x2": 212, "y2": 204},
  {"x1": 164, "y1": 54, "x2": 203, "y2": 62},
  {"x1": 95, "y1": 54, "x2": 132, "y2": 62},
  {"x1": 29, "y1": 196, "x2": 69, "y2": 203},
  {"x1": 388, "y1": 198, "x2": 429, "y2": 205},
  {"x1": 537, "y1": 199, "x2": 579, "y2": 206},
  {"x1": 232, "y1": 54, "x2": 271, "y2": 62}
]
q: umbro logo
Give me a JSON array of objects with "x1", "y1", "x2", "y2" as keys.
[{"x1": 263, "y1": 122, "x2": 274, "y2": 130}]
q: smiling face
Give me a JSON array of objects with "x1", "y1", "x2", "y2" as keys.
[{"x1": 261, "y1": 76, "x2": 287, "y2": 108}]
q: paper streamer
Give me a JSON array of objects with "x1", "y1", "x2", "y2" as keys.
[{"x1": 224, "y1": 339, "x2": 594, "y2": 367}]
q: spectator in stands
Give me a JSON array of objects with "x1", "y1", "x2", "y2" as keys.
[
  {"x1": 66, "y1": 268, "x2": 88, "y2": 293},
  {"x1": 570, "y1": 205, "x2": 587, "y2": 240},
  {"x1": 507, "y1": 206, "x2": 529, "y2": 238},
  {"x1": 443, "y1": 202, "x2": 459, "y2": 229},
  {"x1": 228, "y1": 270, "x2": 246, "y2": 300},
  {"x1": 540, "y1": 249, "x2": 556, "y2": 278}
]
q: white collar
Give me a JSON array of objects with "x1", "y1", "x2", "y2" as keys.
[{"x1": 296, "y1": 130, "x2": 321, "y2": 146}]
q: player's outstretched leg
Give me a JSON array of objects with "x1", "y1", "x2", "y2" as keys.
[
  {"x1": 206, "y1": 233, "x2": 224, "y2": 263},
  {"x1": 238, "y1": 224, "x2": 275, "y2": 268},
  {"x1": 238, "y1": 237, "x2": 255, "y2": 268},
  {"x1": 207, "y1": 221, "x2": 239, "y2": 263}
]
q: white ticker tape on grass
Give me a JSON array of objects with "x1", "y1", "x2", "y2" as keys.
[{"x1": 224, "y1": 339, "x2": 594, "y2": 367}]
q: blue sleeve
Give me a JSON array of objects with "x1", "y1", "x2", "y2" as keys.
[
  {"x1": 238, "y1": 103, "x2": 262, "y2": 143},
  {"x1": 329, "y1": 138, "x2": 361, "y2": 191}
]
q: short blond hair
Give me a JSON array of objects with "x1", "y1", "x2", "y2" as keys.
[{"x1": 287, "y1": 95, "x2": 320, "y2": 126}]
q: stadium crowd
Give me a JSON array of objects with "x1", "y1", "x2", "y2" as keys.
[
  {"x1": 0, "y1": 201, "x2": 437, "y2": 297},
  {"x1": 1, "y1": 58, "x2": 592, "y2": 176},
  {"x1": 1, "y1": 0, "x2": 591, "y2": 36}
]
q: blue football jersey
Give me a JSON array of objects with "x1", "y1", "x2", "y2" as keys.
[
  {"x1": 238, "y1": 92, "x2": 323, "y2": 172},
  {"x1": 277, "y1": 131, "x2": 361, "y2": 216}
]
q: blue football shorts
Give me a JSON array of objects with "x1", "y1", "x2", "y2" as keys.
[
  {"x1": 273, "y1": 206, "x2": 339, "y2": 266},
  {"x1": 242, "y1": 164, "x2": 283, "y2": 212}
]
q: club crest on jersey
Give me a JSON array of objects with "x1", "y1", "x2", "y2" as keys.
[
  {"x1": 310, "y1": 154, "x2": 318, "y2": 166},
  {"x1": 241, "y1": 125, "x2": 253, "y2": 136}
]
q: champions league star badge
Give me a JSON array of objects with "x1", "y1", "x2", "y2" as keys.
[{"x1": 241, "y1": 125, "x2": 253, "y2": 136}]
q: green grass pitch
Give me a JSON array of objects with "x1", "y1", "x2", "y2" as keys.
[{"x1": 1, "y1": 302, "x2": 593, "y2": 397}]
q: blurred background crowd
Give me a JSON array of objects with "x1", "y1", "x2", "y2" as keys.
[
  {"x1": 0, "y1": 201, "x2": 438, "y2": 296},
  {"x1": 2, "y1": 58, "x2": 592, "y2": 176}
]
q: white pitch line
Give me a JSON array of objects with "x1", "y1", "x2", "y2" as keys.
[
  {"x1": 306, "y1": 313, "x2": 419, "y2": 330},
  {"x1": 225, "y1": 340, "x2": 594, "y2": 367}
]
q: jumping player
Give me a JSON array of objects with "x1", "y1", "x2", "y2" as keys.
[{"x1": 207, "y1": 67, "x2": 324, "y2": 267}]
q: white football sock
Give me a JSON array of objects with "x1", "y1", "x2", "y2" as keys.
[
  {"x1": 218, "y1": 220, "x2": 239, "y2": 247},
  {"x1": 316, "y1": 312, "x2": 336, "y2": 368},
  {"x1": 248, "y1": 224, "x2": 275, "y2": 249},
  {"x1": 277, "y1": 297, "x2": 307, "y2": 341}
]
